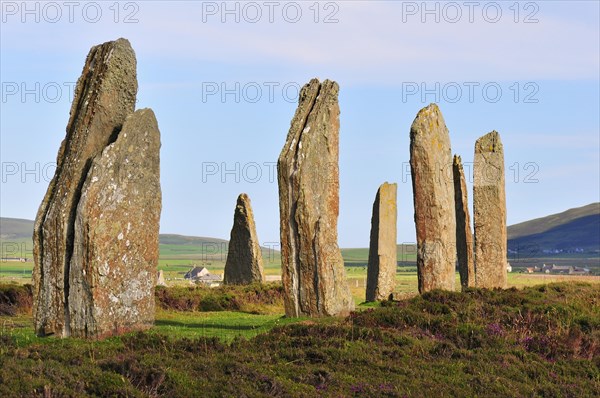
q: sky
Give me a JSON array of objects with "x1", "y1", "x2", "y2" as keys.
[{"x1": 1, "y1": 0, "x2": 599, "y2": 248}]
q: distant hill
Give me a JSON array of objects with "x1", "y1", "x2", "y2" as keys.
[
  {"x1": 3, "y1": 202, "x2": 599, "y2": 258},
  {"x1": 0, "y1": 218, "x2": 228, "y2": 245},
  {"x1": 159, "y1": 234, "x2": 228, "y2": 246},
  {"x1": 0, "y1": 218, "x2": 277, "y2": 258},
  {"x1": 0, "y1": 217, "x2": 34, "y2": 240},
  {"x1": 508, "y1": 203, "x2": 600, "y2": 253}
]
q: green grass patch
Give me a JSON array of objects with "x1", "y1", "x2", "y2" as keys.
[{"x1": 152, "y1": 310, "x2": 302, "y2": 341}]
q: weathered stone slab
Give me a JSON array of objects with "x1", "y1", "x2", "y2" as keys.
[
  {"x1": 68, "y1": 108, "x2": 161, "y2": 338},
  {"x1": 33, "y1": 38, "x2": 137, "y2": 337},
  {"x1": 409, "y1": 104, "x2": 456, "y2": 293},
  {"x1": 224, "y1": 193, "x2": 265, "y2": 285},
  {"x1": 277, "y1": 78, "x2": 354, "y2": 317},
  {"x1": 453, "y1": 155, "x2": 475, "y2": 289},
  {"x1": 473, "y1": 131, "x2": 507, "y2": 289},
  {"x1": 366, "y1": 182, "x2": 398, "y2": 301}
]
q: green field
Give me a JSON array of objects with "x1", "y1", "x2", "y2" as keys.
[
  {"x1": 3, "y1": 212, "x2": 598, "y2": 287},
  {"x1": 0, "y1": 236, "x2": 33, "y2": 281},
  {"x1": 2, "y1": 236, "x2": 598, "y2": 303},
  {"x1": 2, "y1": 310, "x2": 305, "y2": 346},
  {"x1": 0, "y1": 237, "x2": 33, "y2": 258}
]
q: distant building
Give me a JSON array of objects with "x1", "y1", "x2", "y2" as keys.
[
  {"x1": 0, "y1": 257, "x2": 27, "y2": 262},
  {"x1": 184, "y1": 266, "x2": 223, "y2": 287},
  {"x1": 184, "y1": 266, "x2": 210, "y2": 280},
  {"x1": 571, "y1": 267, "x2": 591, "y2": 275},
  {"x1": 506, "y1": 262, "x2": 512, "y2": 273},
  {"x1": 195, "y1": 274, "x2": 223, "y2": 287},
  {"x1": 543, "y1": 264, "x2": 571, "y2": 274},
  {"x1": 541, "y1": 264, "x2": 590, "y2": 275}
]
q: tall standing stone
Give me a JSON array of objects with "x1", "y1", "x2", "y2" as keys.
[
  {"x1": 277, "y1": 78, "x2": 354, "y2": 317},
  {"x1": 68, "y1": 109, "x2": 161, "y2": 338},
  {"x1": 366, "y1": 182, "x2": 398, "y2": 301},
  {"x1": 473, "y1": 131, "x2": 507, "y2": 289},
  {"x1": 33, "y1": 38, "x2": 161, "y2": 338},
  {"x1": 453, "y1": 155, "x2": 475, "y2": 289},
  {"x1": 224, "y1": 193, "x2": 265, "y2": 285},
  {"x1": 33, "y1": 38, "x2": 137, "y2": 337},
  {"x1": 409, "y1": 104, "x2": 456, "y2": 293}
]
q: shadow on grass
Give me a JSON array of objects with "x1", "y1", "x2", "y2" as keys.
[{"x1": 155, "y1": 319, "x2": 276, "y2": 331}]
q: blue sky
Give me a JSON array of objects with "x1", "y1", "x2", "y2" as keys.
[{"x1": 1, "y1": 1, "x2": 599, "y2": 247}]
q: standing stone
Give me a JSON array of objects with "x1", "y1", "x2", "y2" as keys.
[
  {"x1": 33, "y1": 38, "x2": 161, "y2": 339},
  {"x1": 453, "y1": 155, "x2": 475, "y2": 289},
  {"x1": 473, "y1": 131, "x2": 507, "y2": 289},
  {"x1": 33, "y1": 38, "x2": 137, "y2": 337},
  {"x1": 69, "y1": 109, "x2": 161, "y2": 338},
  {"x1": 157, "y1": 270, "x2": 167, "y2": 287},
  {"x1": 366, "y1": 182, "x2": 398, "y2": 301},
  {"x1": 224, "y1": 193, "x2": 265, "y2": 285},
  {"x1": 409, "y1": 104, "x2": 456, "y2": 293},
  {"x1": 277, "y1": 78, "x2": 354, "y2": 317}
]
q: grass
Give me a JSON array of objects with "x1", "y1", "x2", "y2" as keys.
[
  {"x1": 0, "y1": 282, "x2": 598, "y2": 397},
  {"x1": 0, "y1": 311, "x2": 304, "y2": 345},
  {"x1": 0, "y1": 282, "x2": 293, "y2": 343},
  {"x1": 152, "y1": 310, "x2": 302, "y2": 342}
]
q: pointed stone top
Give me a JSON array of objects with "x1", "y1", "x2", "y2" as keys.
[
  {"x1": 453, "y1": 154, "x2": 461, "y2": 165},
  {"x1": 414, "y1": 103, "x2": 442, "y2": 119},
  {"x1": 410, "y1": 103, "x2": 447, "y2": 139},
  {"x1": 293, "y1": 78, "x2": 337, "y2": 103},
  {"x1": 417, "y1": 102, "x2": 441, "y2": 115},
  {"x1": 110, "y1": 108, "x2": 161, "y2": 158},
  {"x1": 304, "y1": 77, "x2": 337, "y2": 87},
  {"x1": 237, "y1": 192, "x2": 250, "y2": 204},
  {"x1": 278, "y1": 77, "x2": 340, "y2": 168},
  {"x1": 87, "y1": 37, "x2": 135, "y2": 65},
  {"x1": 298, "y1": 78, "x2": 338, "y2": 101},
  {"x1": 97, "y1": 37, "x2": 132, "y2": 47},
  {"x1": 114, "y1": 37, "x2": 132, "y2": 44},
  {"x1": 475, "y1": 131, "x2": 503, "y2": 154},
  {"x1": 235, "y1": 193, "x2": 254, "y2": 218}
]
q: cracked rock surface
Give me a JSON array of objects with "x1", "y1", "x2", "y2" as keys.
[
  {"x1": 474, "y1": 131, "x2": 507, "y2": 289},
  {"x1": 33, "y1": 38, "x2": 161, "y2": 338},
  {"x1": 69, "y1": 108, "x2": 161, "y2": 338},
  {"x1": 277, "y1": 78, "x2": 354, "y2": 317},
  {"x1": 409, "y1": 104, "x2": 456, "y2": 293},
  {"x1": 453, "y1": 155, "x2": 475, "y2": 289},
  {"x1": 366, "y1": 182, "x2": 397, "y2": 302}
]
